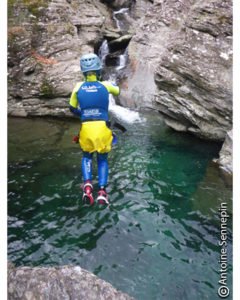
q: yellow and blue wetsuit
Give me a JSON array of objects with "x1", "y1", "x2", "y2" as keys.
[{"x1": 69, "y1": 74, "x2": 120, "y2": 187}]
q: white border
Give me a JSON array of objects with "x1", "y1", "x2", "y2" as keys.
[
  {"x1": 0, "y1": 0, "x2": 7, "y2": 299},
  {"x1": 233, "y1": 0, "x2": 240, "y2": 299}
]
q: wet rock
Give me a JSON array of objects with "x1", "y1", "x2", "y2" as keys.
[
  {"x1": 108, "y1": 34, "x2": 132, "y2": 52},
  {"x1": 100, "y1": 0, "x2": 133, "y2": 10},
  {"x1": 105, "y1": 51, "x2": 124, "y2": 66},
  {"x1": 8, "y1": 262, "x2": 135, "y2": 300},
  {"x1": 217, "y1": 130, "x2": 232, "y2": 175},
  {"x1": 103, "y1": 28, "x2": 122, "y2": 41}
]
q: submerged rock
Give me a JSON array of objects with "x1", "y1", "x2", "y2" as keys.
[{"x1": 8, "y1": 262, "x2": 135, "y2": 300}]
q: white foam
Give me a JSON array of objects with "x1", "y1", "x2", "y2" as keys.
[
  {"x1": 114, "y1": 8, "x2": 129, "y2": 15},
  {"x1": 113, "y1": 8, "x2": 129, "y2": 30},
  {"x1": 109, "y1": 95, "x2": 142, "y2": 124},
  {"x1": 98, "y1": 40, "x2": 109, "y2": 65},
  {"x1": 116, "y1": 52, "x2": 127, "y2": 70},
  {"x1": 98, "y1": 39, "x2": 141, "y2": 124}
]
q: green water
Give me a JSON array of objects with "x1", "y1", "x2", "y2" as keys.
[{"x1": 8, "y1": 112, "x2": 232, "y2": 300}]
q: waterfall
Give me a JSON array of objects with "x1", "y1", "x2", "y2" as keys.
[
  {"x1": 109, "y1": 94, "x2": 141, "y2": 123},
  {"x1": 113, "y1": 8, "x2": 129, "y2": 30},
  {"x1": 97, "y1": 8, "x2": 142, "y2": 124},
  {"x1": 116, "y1": 49, "x2": 128, "y2": 70},
  {"x1": 98, "y1": 39, "x2": 109, "y2": 66},
  {"x1": 107, "y1": 73, "x2": 141, "y2": 124}
]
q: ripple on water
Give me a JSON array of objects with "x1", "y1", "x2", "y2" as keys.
[{"x1": 8, "y1": 115, "x2": 232, "y2": 299}]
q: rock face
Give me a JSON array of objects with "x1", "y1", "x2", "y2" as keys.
[
  {"x1": 100, "y1": 0, "x2": 133, "y2": 10},
  {"x1": 8, "y1": 263, "x2": 135, "y2": 300},
  {"x1": 8, "y1": 0, "x2": 233, "y2": 173},
  {"x1": 8, "y1": 0, "x2": 232, "y2": 139},
  {"x1": 123, "y1": 0, "x2": 232, "y2": 141},
  {"x1": 217, "y1": 129, "x2": 232, "y2": 175},
  {"x1": 8, "y1": 0, "x2": 115, "y2": 117}
]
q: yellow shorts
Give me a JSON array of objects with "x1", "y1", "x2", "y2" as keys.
[{"x1": 79, "y1": 121, "x2": 113, "y2": 153}]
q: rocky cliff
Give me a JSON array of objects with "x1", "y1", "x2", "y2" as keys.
[
  {"x1": 123, "y1": 0, "x2": 232, "y2": 142},
  {"x1": 8, "y1": 0, "x2": 116, "y2": 117},
  {"x1": 8, "y1": 0, "x2": 232, "y2": 172}
]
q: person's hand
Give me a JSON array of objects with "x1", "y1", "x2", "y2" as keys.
[{"x1": 72, "y1": 135, "x2": 79, "y2": 143}]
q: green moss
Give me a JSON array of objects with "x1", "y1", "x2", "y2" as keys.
[
  {"x1": 8, "y1": 0, "x2": 50, "y2": 21},
  {"x1": 7, "y1": 0, "x2": 17, "y2": 19},
  {"x1": 23, "y1": 0, "x2": 49, "y2": 17},
  {"x1": 65, "y1": 23, "x2": 75, "y2": 36},
  {"x1": 218, "y1": 15, "x2": 230, "y2": 24},
  {"x1": 40, "y1": 79, "x2": 55, "y2": 98},
  {"x1": 8, "y1": 0, "x2": 16, "y2": 6}
]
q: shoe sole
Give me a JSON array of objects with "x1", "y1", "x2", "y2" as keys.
[
  {"x1": 82, "y1": 194, "x2": 94, "y2": 206},
  {"x1": 97, "y1": 196, "x2": 109, "y2": 205}
]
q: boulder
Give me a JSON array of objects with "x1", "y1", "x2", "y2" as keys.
[{"x1": 8, "y1": 262, "x2": 135, "y2": 300}]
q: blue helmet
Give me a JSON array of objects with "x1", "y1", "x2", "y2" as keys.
[{"x1": 80, "y1": 53, "x2": 102, "y2": 73}]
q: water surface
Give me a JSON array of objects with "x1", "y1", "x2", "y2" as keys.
[{"x1": 8, "y1": 112, "x2": 232, "y2": 300}]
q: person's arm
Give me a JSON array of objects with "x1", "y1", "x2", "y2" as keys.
[
  {"x1": 69, "y1": 105, "x2": 81, "y2": 116},
  {"x1": 69, "y1": 82, "x2": 83, "y2": 117},
  {"x1": 102, "y1": 81, "x2": 120, "y2": 96}
]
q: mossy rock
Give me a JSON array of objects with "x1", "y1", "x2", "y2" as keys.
[
  {"x1": 40, "y1": 79, "x2": 56, "y2": 99},
  {"x1": 8, "y1": 0, "x2": 50, "y2": 20},
  {"x1": 23, "y1": 0, "x2": 50, "y2": 17}
]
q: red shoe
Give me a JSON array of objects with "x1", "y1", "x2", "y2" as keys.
[
  {"x1": 97, "y1": 188, "x2": 109, "y2": 205},
  {"x1": 82, "y1": 181, "x2": 94, "y2": 205}
]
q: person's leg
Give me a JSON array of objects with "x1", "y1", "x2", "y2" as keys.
[
  {"x1": 82, "y1": 151, "x2": 93, "y2": 181},
  {"x1": 97, "y1": 152, "x2": 108, "y2": 187},
  {"x1": 96, "y1": 152, "x2": 109, "y2": 204},
  {"x1": 82, "y1": 152, "x2": 94, "y2": 205}
]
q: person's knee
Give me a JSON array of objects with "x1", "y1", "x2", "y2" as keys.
[
  {"x1": 83, "y1": 152, "x2": 93, "y2": 159},
  {"x1": 97, "y1": 153, "x2": 108, "y2": 162}
]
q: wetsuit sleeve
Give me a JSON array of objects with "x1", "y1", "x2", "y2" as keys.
[
  {"x1": 69, "y1": 105, "x2": 81, "y2": 116},
  {"x1": 69, "y1": 82, "x2": 82, "y2": 108},
  {"x1": 69, "y1": 82, "x2": 83, "y2": 116},
  {"x1": 102, "y1": 81, "x2": 120, "y2": 96}
]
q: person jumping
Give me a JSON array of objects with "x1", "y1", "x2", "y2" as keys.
[{"x1": 69, "y1": 53, "x2": 120, "y2": 205}]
